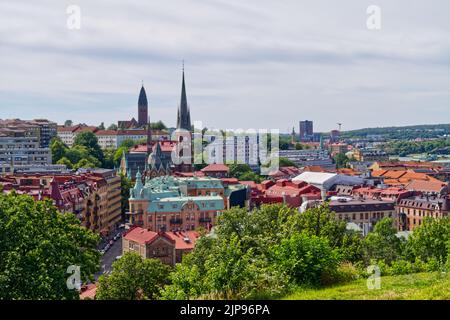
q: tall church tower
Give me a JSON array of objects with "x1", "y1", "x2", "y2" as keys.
[
  {"x1": 174, "y1": 64, "x2": 193, "y2": 172},
  {"x1": 176, "y1": 68, "x2": 191, "y2": 131},
  {"x1": 138, "y1": 85, "x2": 148, "y2": 127}
]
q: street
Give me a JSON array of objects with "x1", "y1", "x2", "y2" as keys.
[{"x1": 94, "y1": 233, "x2": 123, "y2": 280}]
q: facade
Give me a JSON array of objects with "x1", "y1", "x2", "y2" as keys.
[
  {"x1": 57, "y1": 125, "x2": 98, "y2": 147},
  {"x1": 396, "y1": 192, "x2": 450, "y2": 231},
  {"x1": 353, "y1": 148, "x2": 389, "y2": 162},
  {"x1": 204, "y1": 133, "x2": 259, "y2": 171},
  {"x1": 123, "y1": 227, "x2": 199, "y2": 265},
  {"x1": 329, "y1": 143, "x2": 349, "y2": 157},
  {"x1": 299, "y1": 120, "x2": 313, "y2": 141},
  {"x1": 127, "y1": 174, "x2": 247, "y2": 231},
  {"x1": 329, "y1": 198, "x2": 396, "y2": 232},
  {"x1": 0, "y1": 118, "x2": 57, "y2": 148},
  {"x1": 0, "y1": 169, "x2": 122, "y2": 234},
  {"x1": 278, "y1": 149, "x2": 333, "y2": 169},
  {"x1": 0, "y1": 127, "x2": 52, "y2": 174}
]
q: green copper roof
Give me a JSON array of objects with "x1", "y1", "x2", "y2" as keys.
[{"x1": 148, "y1": 195, "x2": 225, "y2": 213}]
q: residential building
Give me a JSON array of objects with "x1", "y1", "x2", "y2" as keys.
[
  {"x1": 0, "y1": 127, "x2": 52, "y2": 174},
  {"x1": 122, "y1": 227, "x2": 199, "y2": 265},
  {"x1": 353, "y1": 148, "x2": 388, "y2": 162},
  {"x1": 127, "y1": 174, "x2": 247, "y2": 231},
  {"x1": 329, "y1": 198, "x2": 396, "y2": 232},
  {"x1": 396, "y1": 192, "x2": 450, "y2": 231}
]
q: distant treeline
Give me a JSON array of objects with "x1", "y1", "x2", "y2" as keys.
[{"x1": 341, "y1": 124, "x2": 450, "y2": 140}]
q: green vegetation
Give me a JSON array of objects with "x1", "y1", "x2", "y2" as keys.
[
  {"x1": 51, "y1": 133, "x2": 106, "y2": 169},
  {"x1": 228, "y1": 164, "x2": 262, "y2": 182},
  {"x1": 283, "y1": 272, "x2": 450, "y2": 300},
  {"x1": 96, "y1": 252, "x2": 171, "y2": 300},
  {"x1": 0, "y1": 192, "x2": 100, "y2": 300},
  {"x1": 341, "y1": 124, "x2": 450, "y2": 140},
  {"x1": 333, "y1": 153, "x2": 350, "y2": 169},
  {"x1": 383, "y1": 139, "x2": 450, "y2": 156},
  {"x1": 278, "y1": 157, "x2": 297, "y2": 168}
]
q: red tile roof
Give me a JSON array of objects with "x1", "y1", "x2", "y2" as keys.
[
  {"x1": 166, "y1": 231, "x2": 199, "y2": 250},
  {"x1": 201, "y1": 164, "x2": 229, "y2": 172}
]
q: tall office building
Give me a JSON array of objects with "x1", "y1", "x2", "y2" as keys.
[{"x1": 299, "y1": 120, "x2": 314, "y2": 141}]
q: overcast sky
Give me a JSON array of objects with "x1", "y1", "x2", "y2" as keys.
[{"x1": 1, "y1": 0, "x2": 449, "y2": 132}]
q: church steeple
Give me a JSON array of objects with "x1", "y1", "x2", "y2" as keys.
[
  {"x1": 138, "y1": 85, "x2": 148, "y2": 127},
  {"x1": 176, "y1": 66, "x2": 191, "y2": 131}
]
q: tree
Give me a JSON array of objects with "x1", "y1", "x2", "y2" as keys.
[
  {"x1": 362, "y1": 218, "x2": 401, "y2": 265},
  {"x1": 287, "y1": 203, "x2": 348, "y2": 248},
  {"x1": 64, "y1": 120, "x2": 73, "y2": 127},
  {"x1": 96, "y1": 252, "x2": 170, "y2": 300},
  {"x1": 0, "y1": 192, "x2": 100, "y2": 299},
  {"x1": 150, "y1": 121, "x2": 167, "y2": 131},
  {"x1": 279, "y1": 157, "x2": 297, "y2": 168},
  {"x1": 73, "y1": 131, "x2": 104, "y2": 165},
  {"x1": 406, "y1": 217, "x2": 450, "y2": 264},
  {"x1": 333, "y1": 153, "x2": 349, "y2": 169},
  {"x1": 120, "y1": 174, "x2": 133, "y2": 220},
  {"x1": 107, "y1": 123, "x2": 118, "y2": 130},
  {"x1": 98, "y1": 122, "x2": 105, "y2": 130},
  {"x1": 270, "y1": 232, "x2": 340, "y2": 286},
  {"x1": 56, "y1": 157, "x2": 73, "y2": 169},
  {"x1": 50, "y1": 137, "x2": 68, "y2": 163}
]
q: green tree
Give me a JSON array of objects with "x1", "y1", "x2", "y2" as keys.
[
  {"x1": 64, "y1": 120, "x2": 73, "y2": 127},
  {"x1": 96, "y1": 252, "x2": 170, "y2": 300},
  {"x1": 107, "y1": 123, "x2": 118, "y2": 130},
  {"x1": 120, "y1": 174, "x2": 133, "y2": 220},
  {"x1": 279, "y1": 157, "x2": 297, "y2": 168},
  {"x1": 406, "y1": 217, "x2": 450, "y2": 264},
  {"x1": 98, "y1": 122, "x2": 105, "y2": 130},
  {"x1": 362, "y1": 218, "x2": 402, "y2": 265},
  {"x1": 0, "y1": 192, "x2": 100, "y2": 299},
  {"x1": 50, "y1": 137, "x2": 68, "y2": 163},
  {"x1": 270, "y1": 231, "x2": 340, "y2": 286},
  {"x1": 150, "y1": 121, "x2": 167, "y2": 131},
  {"x1": 56, "y1": 157, "x2": 73, "y2": 169},
  {"x1": 333, "y1": 153, "x2": 349, "y2": 169},
  {"x1": 73, "y1": 131, "x2": 104, "y2": 164}
]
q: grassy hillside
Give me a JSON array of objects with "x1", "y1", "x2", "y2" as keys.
[{"x1": 283, "y1": 272, "x2": 450, "y2": 300}]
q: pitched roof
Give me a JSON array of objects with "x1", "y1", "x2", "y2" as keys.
[{"x1": 201, "y1": 164, "x2": 229, "y2": 172}]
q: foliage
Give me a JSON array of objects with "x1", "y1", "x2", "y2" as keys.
[
  {"x1": 405, "y1": 217, "x2": 450, "y2": 264},
  {"x1": 64, "y1": 120, "x2": 73, "y2": 127},
  {"x1": 120, "y1": 174, "x2": 133, "y2": 219},
  {"x1": 270, "y1": 232, "x2": 340, "y2": 286},
  {"x1": 73, "y1": 131, "x2": 104, "y2": 162},
  {"x1": 0, "y1": 192, "x2": 100, "y2": 300},
  {"x1": 107, "y1": 123, "x2": 118, "y2": 130},
  {"x1": 333, "y1": 153, "x2": 350, "y2": 169},
  {"x1": 150, "y1": 121, "x2": 168, "y2": 131},
  {"x1": 228, "y1": 164, "x2": 261, "y2": 182},
  {"x1": 96, "y1": 252, "x2": 171, "y2": 300},
  {"x1": 362, "y1": 218, "x2": 402, "y2": 265},
  {"x1": 278, "y1": 157, "x2": 297, "y2": 168}
]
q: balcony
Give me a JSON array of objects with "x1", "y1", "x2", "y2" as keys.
[
  {"x1": 170, "y1": 218, "x2": 183, "y2": 225},
  {"x1": 199, "y1": 217, "x2": 212, "y2": 223}
]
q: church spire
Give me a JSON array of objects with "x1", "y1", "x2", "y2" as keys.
[
  {"x1": 177, "y1": 64, "x2": 191, "y2": 130},
  {"x1": 138, "y1": 84, "x2": 148, "y2": 127}
]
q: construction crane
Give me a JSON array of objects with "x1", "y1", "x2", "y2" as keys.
[{"x1": 337, "y1": 123, "x2": 342, "y2": 131}]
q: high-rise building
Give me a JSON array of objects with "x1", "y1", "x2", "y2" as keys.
[{"x1": 299, "y1": 120, "x2": 314, "y2": 141}]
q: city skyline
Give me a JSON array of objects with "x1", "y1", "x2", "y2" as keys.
[{"x1": 1, "y1": 0, "x2": 450, "y2": 132}]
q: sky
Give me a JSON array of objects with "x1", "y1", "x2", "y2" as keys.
[{"x1": 0, "y1": 0, "x2": 449, "y2": 133}]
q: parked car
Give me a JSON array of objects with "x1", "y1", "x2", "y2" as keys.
[
  {"x1": 115, "y1": 255, "x2": 122, "y2": 261},
  {"x1": 109, "y1": 240, "x2": 114, "y2": 245}
]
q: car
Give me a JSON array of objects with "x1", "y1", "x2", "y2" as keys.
[
  {"x1": 109, "y1": 240, "x2": 114, "y2": 245},
  {"x1": 115, "y1": 255, "x2": 122, "y2": 261},
  {"x1": 104, "y1": 244, "x2": 110, "y2": 251},
  {"x1": 99, "y1": 249, "x2": 105, "y2": 255}
]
